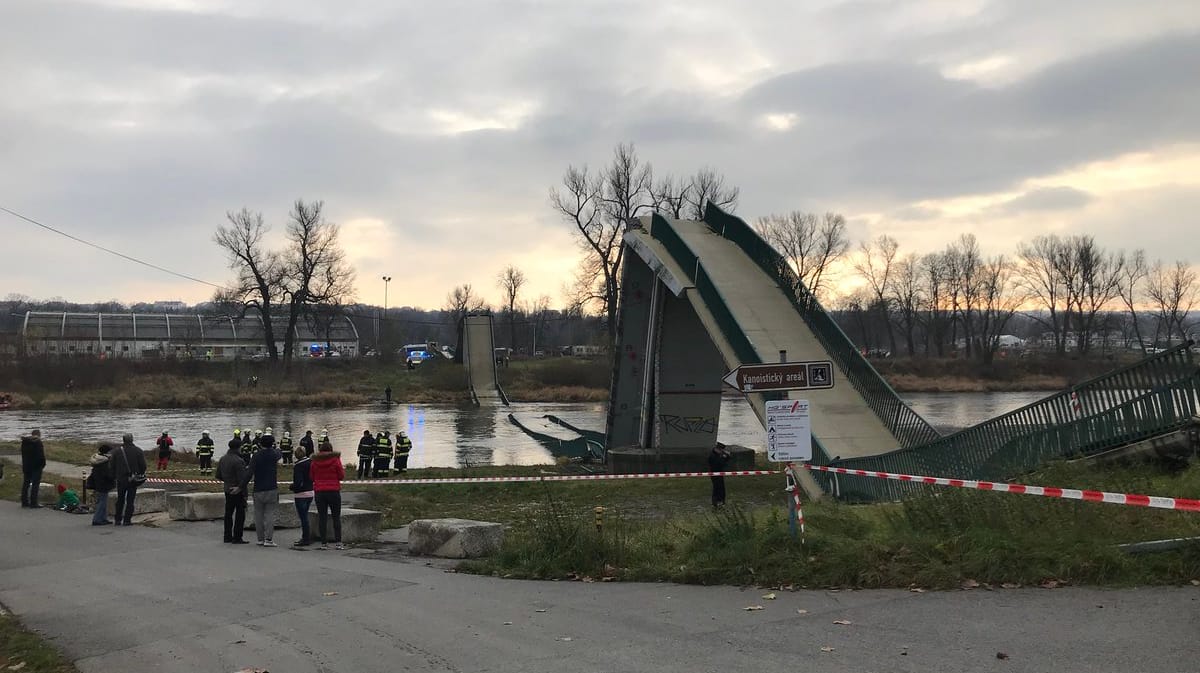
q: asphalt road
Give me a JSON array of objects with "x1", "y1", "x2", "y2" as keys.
[{"x1": 1, "y1": 502, "x2": 1197, "y2": 673}]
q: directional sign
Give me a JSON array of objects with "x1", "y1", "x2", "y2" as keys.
[
  {"x1": 766, "y1": 399, "x2": 812, "y2": 462},
  {"x1": 722, "y1": 360, "x2": 834, "y2": 393}
]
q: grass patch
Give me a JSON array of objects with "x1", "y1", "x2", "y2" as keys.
[
  {"x1": 0, "y1": 612, "x2": 79, "y2": 673},
  {"x1": 440, "y1": 460, "x2": 1200, "y2": 589}
]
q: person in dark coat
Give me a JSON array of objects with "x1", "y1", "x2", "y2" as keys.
[
  {"x1": 216, "y1": 441, "x2": 249, "y2": 544},
  {"x1": 20, "y1": 429, "x2": 46, "y2": 508},
  {"x1": 289, "y1": 447, "x2": 315, "y2": 547},
  {"x1": 356, "y1": 430, "x2": 374, "y2": 479},
  {"x1": 110, "y1": 433, "x2": 147, "y2": 525},
  {"x1": 88, "y1": 444, "x2": 117, "y2": 525},
  {"x1": 708, "y1": 444, "x2": 731, "y2": 508},
  {"x1": 299, "y1": 430, "x2": 315, "y2": 458}
]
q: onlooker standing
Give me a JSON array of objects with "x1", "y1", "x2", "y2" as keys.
[
  {"x1": 216, "y1": 439, "x2": 249, "y2": 544},
  {"x1": 87, "y1": 444, "x2": 116, "y2": 525},
  {"x1": 111, "y1": 433, "x2": 147, "y2": 525},
  {"x1": 356, "y1": 430, "x2": 374, "y2": 479},
  {"x1": 20, "y1": 429, "x2": 46, "y2": 509},
  {"x1": 156, "y1": 431, "x2": 174, "y2": 471},
  {"x1": 246, "y1": 428, "x2": 282, "y2": 547},
  {"x1": 708, "y1": 443, "x2": 731, "y2": 509},
  {"x1": 384, "y1": 385, "x2": 392, "y2": 405},
  {"x1": 289, "y1": 447, "x2": 315, "y2": 547},
  {"x1": 310, "y1": 442, "x2": 346, "y2": 550},
  {"x1": 299, "y1": 430, "x2": 315, "y2": 458}
]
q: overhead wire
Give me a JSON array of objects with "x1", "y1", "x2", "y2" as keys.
[{"x1": 1, "y1": 204, "x2": 596, "y2": 328}]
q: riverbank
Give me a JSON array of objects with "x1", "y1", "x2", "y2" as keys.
[
  {"x1": 4, "y1": 441, "x2": 1198, "y2": 589},
  {"x1": 0, "y1": 353, "x2": 1133, "y2": 410}
]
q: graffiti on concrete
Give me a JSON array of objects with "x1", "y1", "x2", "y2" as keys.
[{"x1": 659, "y1": 415, "x2": 717, "y2": 435}]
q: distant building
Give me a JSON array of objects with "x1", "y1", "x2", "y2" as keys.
[
  {"x1": 151, "y1": 300, "x2": 188, "y2": 312},
  {"x1": 12, "y1": 312, "x2": 360, "y2": 359}
]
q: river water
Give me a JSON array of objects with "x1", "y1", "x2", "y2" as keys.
[{"x1": 0, "y1": 392, "x2": 1048, "y2": 468}]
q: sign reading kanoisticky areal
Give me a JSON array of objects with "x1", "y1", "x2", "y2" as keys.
[{"x1": 721, "y1": 361, "x2": 835, "y2": 393}]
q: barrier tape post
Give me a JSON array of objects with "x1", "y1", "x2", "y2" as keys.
[{"x1": 783, "y1": 463, "x2": 805, "y2": 544}]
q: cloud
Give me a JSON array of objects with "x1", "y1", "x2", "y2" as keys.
[
  {"x1": 991, "y1": 186, "x2": 1095, "y2": 215},
  {"x1": 0, "y1": 0, "x2": 1197, "y2": 307}
]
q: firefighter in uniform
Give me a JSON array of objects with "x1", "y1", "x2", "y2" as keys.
[
  {"x1": 373, "y1": 431, "x2": 393, "y2": 478},
  {"x1": 279, "y1": 431, "x2": 294, "y2": 465},
  {"x1": 356, "y1": 430, "x2": 375, "y2": 479},
  {"x1": 240, "y1": 429, "x2": 255, "y2": 463},
  {"x1": 394, "y1": 431, "x2": 413, "y2": 474},
  {"x1": 195, "y1": 430, "x2": 216, "y2": 475}
]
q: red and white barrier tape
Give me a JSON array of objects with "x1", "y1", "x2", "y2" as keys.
[
  {"x1": 145, "y1": 465, "x2": 1200, "y2": 513},
  {"x1": 144, "y1": 469, "x2": 777, "y2": 486},
  {"x1": 804, "y1": 464, "x2": 1200, "y2": 512}
]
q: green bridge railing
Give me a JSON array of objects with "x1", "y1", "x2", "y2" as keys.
[
  {"x1": 828, "y1": 343, "x2": 1200, "y2": 501},
  {"x1": 701, "y1": 204, "x2": 941, "y2": 450}
]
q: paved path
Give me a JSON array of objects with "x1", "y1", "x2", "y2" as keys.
[{"x1": 0, "y1": 501, "x2": 1196, "y2": 673}]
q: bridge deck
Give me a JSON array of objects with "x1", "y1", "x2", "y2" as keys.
[
  {"x1": 663, "y1": 219, "x2": 900, "y2": 460},
  {"x1": 463, "y1": 315, "x2": 504, "y2": 405}
]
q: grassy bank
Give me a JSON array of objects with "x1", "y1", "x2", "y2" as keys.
[
  {"x1": 0, "y1": 352, "x2": 1141, "y2": 409},
  {"x1": 371, "y1": 460, "x2": 1200, "y2": 589},
  {"x1": 0, "y1": 613, "x2": 78, "y2": 673}
]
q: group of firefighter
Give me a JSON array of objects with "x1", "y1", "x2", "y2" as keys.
[{"x1": 355, "y1": 429, "x2": 413, "y2": 479}]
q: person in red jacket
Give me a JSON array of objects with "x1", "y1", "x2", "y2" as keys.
[
  {"x1": 309, "y1": 443, "x2": 345, "y2": 550},
  {"x1": 155, "y1": 431, "x2": 174, "y2": 470}
]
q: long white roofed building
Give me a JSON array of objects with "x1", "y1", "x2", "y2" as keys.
[{"x1": 11, "y1": 312, "x2": 360, "y2": 359}]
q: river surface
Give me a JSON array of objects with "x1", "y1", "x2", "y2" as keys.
[{"x1": 0, "y1": 392, "x2": 1048, "y2": 468}]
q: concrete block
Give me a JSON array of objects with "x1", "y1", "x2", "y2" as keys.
[
  {"x1": 38, "y1": 483, "x2": 58, "y2": 505},
  {"x1": 307, "y1": 507, "x2": 382, "y2": 543},
  {"x1": 245, "y1": 497, "x2": 301, "y2": 529},
  {"x1": 408, "y1": 518, "x2": 505, "y2": 558},
  {"x1": 167, "y1": 492, "x2": 226, "y2": 521},
  {"x1": 107, "y1": 488, "x2": 167, "y2": 516}
]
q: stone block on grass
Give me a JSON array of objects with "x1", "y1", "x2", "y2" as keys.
[
  {"x1": 167, "y1": 492, "x2": 226, "y2": 521},
  {"x1": 307, "y1": 507, "x2": 381, "y2": 543},
  {"x1": 408, "y1": 518, "x2": 505, "y2": 558}
]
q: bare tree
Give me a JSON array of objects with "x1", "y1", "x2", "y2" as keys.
[
  {"x1": 683, "y1": 168, "x2": 739, "y2": 220},
  {"x1": 1146, "y1": 260, "x2": 1199, "y2": 346},
  {"x1": 889, "y1": 253, "x2": 924, "y2": 356},
  {"x1": 213, "y1": 208, "x2": 282, "y2": 360},
  {"x1": 445, "y1": 283, "x2": 486, "y2": 345},
  {"x1": 651, "y1": 174, "x2": 689, "y2": 218},
  {"x1": 972, "y1": 255, "x2": 1023, "y2": 364},
  {"x1": 853, "y1": 235, "x2": 900, "y2": 355},
  {"x1": 755, "y1": 211, "x2": 850, "y2": 303},
  {"x1": 496, "y1": 265, "x2": 527, "y2": 351},
  {"x1": 551, "y1": 144, "x2": 651, "y2": 340},
  {"x1": 947, "y1": 234, "x2": 984, "y2": 358},
  {"x1": 1070, "y1": 238, "x2": 1125, "y2": 355},
  {"x1": 279, "y1": 200, "x2": 356, "y2": 368},
  {"x1": 526, "y1": 294, "x2": 553, "y2": 354},
  {"x1": 1117, "y1": 249, "x2": 1150, "y2": 351},
  {"x1": 1017, "y1": 235, "x2": 1073, "y2": 355},
  {"x1": 919, "y1": 252, "x2": 953, "y2": 357}
]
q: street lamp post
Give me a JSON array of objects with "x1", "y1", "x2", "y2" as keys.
[{"x1": 380, "y1": 276, "x2": 392, "y2": 354}]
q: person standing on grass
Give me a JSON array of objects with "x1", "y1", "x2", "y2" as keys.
[
  {"x1": 87, "y1": 444, "x2": 116, "y2": 525},
  {"x1": 279, "y1": 431, "x2": 294, "y2": 466},
  {"x1": 356, "y1": 430, "x2": 374, "y2": 479},
  {"x1": 20, "y1": 428, "x2": 45, "y2": 509},
  {"x1": 373, "y1": 431, "x2": 393, "y2": 478},
  {"x1": 216, "y1": 439, "x2": 249, "y2": 544},
  {"x1": 385, "y1": 385, "x2": 392, "y2": 405},
  {"x1": 310, "y1": 441, "x2": 346, "y2": 550},
  {"x1": 245, "y1": 428, "x2": 282, "y2": 547},
  {"x1": 394, "y1": 431, "x2": 413, "y2": 474},
  {"x1": 708, "y1": 443, "x2": 731, "y2": 509},
  {"x1": 156, "y1": 431, "x2": 174, "y2": 471},
  {"x1": 111, "y1": 433, "x2": 146, "y2": 526},
  {"x1": 195, "y1": 431, "x2": 215, "y2": 475},
  {"x1": 289, "y1": 447, "x2": 315, "y2": 547},
  {"x1": 299, "y1": 430, "x2": 315, "y2": 458}
]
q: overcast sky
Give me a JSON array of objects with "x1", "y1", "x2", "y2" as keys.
[{"x1": 2, "y1": 0, "x2": 1198, "y2": 310}]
